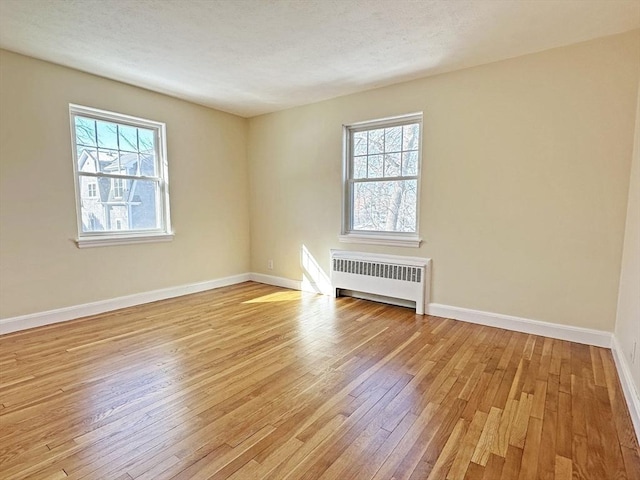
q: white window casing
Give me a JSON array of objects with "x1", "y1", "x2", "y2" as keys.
[
  {"x1": 341, "y1": 112, "x2": 423, "y2": 248},
  {"x1": 69, "y1": 104, "x2": 173, "y2": 248}
]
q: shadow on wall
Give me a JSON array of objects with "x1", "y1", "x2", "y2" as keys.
[{"x1": 301, "y1": 245, "x2": 332, "y2": 295}]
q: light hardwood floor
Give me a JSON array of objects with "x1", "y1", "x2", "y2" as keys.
[{"x1": 0, "y1": 282, "x2": 638, "y2": 479}]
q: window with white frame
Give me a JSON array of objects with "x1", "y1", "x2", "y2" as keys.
[
  {"x1": 341, "y1": 113, "x2": 422, "y2": 247},
  {"x1": 70, "y1": 104, "x2": 172, "y2": 247}
]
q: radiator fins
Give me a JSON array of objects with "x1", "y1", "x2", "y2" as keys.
[{"x1": 332, "y1": 258, "x2": 422, "y2": 283}]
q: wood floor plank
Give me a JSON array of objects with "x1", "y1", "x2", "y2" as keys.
[
  {"x1": 424, "y1": 417, "x2": 467, "y2": 480},
  {"x1": 491, "y1": 397, "x2": 518, "y2": 458},
  {"x1": 446, "y1": 410, "x2": 488, "y2": 480},
  {"x1": 499, "y1": 445, "x2": 524, "y2": 480},
  {"x1": 556, "y1": 391, "x2": 572, "y2": 459},
  {"x1": 517, "y1": 416, "x2": 542, "y2": 480},
  {"x1": 393, "y1": 397, "x2": 467, "y2": 479},
  {"x1": 0, "y1": 282, "x2": 637, "y2": 480},
  {"x1": 530, "y1": 379, "x2": 547, "y2": 420},
  {"x1": 345, "y1": 411, "x2": 417, "y2": 480},
  {"x1": 471, "y1": 406, "x2": 502, "y2": 466},
  {"x1": 549, "y1": 339, "x2": 562, "y2": 377},
  {"x1": 262, "y1": 414, "x2": 347, "y2": 480},
  {"x1": 536, "y1": 405, "x2": 557, "y2": 480},
  {"x1": 621, "y1": 445, "x2": 640, "y2": 480},
  {"x1": 481, "y1": 453, "x2": 505, "y2": 479},
  {"x1": 369, "y1": 402, "x2": 440, "y2": 480},
  {"x1": 554, "y1": 455, "x2": 572, "y2": 480},
  {"x1": 509, "y1": 391, "x2": 533, "y2": 449}
]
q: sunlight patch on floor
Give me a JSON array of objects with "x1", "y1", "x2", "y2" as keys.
[{"x1": 243, "y1": 291, "x2": 304, "y2": 303}]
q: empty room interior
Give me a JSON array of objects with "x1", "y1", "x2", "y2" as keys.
[{"x1": 1, "y1": 1, "x2": 639, "y2": 479}]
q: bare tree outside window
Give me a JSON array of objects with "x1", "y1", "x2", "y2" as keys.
[{"x1": 344, "y1": 115, "x2": 422, "y2": 238}]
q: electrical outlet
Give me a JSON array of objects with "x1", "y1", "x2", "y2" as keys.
[{"x1": 268, "y1": 259, "x2": 274, "y2": 270}]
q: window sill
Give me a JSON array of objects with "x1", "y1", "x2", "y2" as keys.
[
  {"x1": 338, "y1": 233, "x2": 422, "y2": 248},
  {"x1": 75, "y1": 233, "x2": 174, "y2": 248}
]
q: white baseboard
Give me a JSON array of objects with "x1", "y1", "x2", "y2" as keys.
[
  {"x1": 249, "y1": 272, "x2": 301, "y2": 291},
  {"x1": 426, "y1": 303, "x2": 612, "y2": 348},
  {"x1": 0, "y1": 273, "x2": 251, "y2": 335},
  {"x1": 249, "y1": 272, "x2": 333, "y2": 295},
  {"x1": 611, "y1": 336, "x2": 640, "y2": 440}
]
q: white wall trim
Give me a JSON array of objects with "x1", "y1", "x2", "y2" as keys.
[
  {"x1": 250, "y1": 272, "x2": 334, "y2": 295},
  {"x1": 0, "y1": 273, "x2": 251, "y2": 335},
  {"x1": 76, "y1": 232, "x2": 174, "y2": 248},
  {"x1": 338, "y1": 234, "x2": 422, "y2": 248},
  {"x1": 426, "y1": 303, "x2": 612, "y2": 347},
  {"x1": 249, "y1": 272, "x2": 302, "y2": 291},
  {"x1": 611, "y1": 335, "x2": 640, "y2": 440}
]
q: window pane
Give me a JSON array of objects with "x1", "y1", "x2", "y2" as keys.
[
  {"x1": 77, "y1": 148, "x2": 118, "y2": 174},
  {"x1": 117, "y1": 152, "x2": 157, "y2": 177},
  {"x1": 77, "y1": 148, "x2": 98, "y2": 172},
  {"x1": 96, "y1": 120, "x2": 120, "y2": 149},
  {"x1": 367, "y1": 154, "x2": 383, "y2": 178},
  {"x1": 352, "y1": 180, "x2": 417, "y2": 233},
  {"x1": 118, "y1": 152, "x2": 138, "y2": 176},
  {"x1": 353, "y1": 131, "x2": 367, "y2": 156},
  {"x1": 138, "y1": 128, "x2": 155, "y2": 152},
  {"x1": 75, "y1": 117, "x2": 96, "y2": 146},
  {"x1": 368, "y1": 128, "x2": 384, "y2": 154},
  {"x1": 385, "y1": 126, "x2": 402, "y2": 152},
  {"x1": 402, "y1": 123, "x2": 420, "y2": 151},
  {"x1": 79, "y1": 176, "x2": 99, "y2": 201},
  {"x1": 129, "y1": 179, "x2": 159, "y2": 230},
  {"x1": 80, "y1": 174, "x2": 106, "y2": 232},
  {"x1": 402, "y1": 151, "x2": 419, "y2": 176},
  {"x1": 139, "y1": 152, "x2": 157, "y2": 176},
  {"x1": 118, "y1": 125, "x2": 138, "y2": 152},
  {"x1": 353, "y1": 156, "x2": 367, "y2": 179},
  {"x1": 80, "y1": 178, "x2": 160, "y2": 232},
  {"x1": 384, "y1": 153, "x2": 401, "y2": 177},
  {"x1": 100, "y1": 149, "x2": 121, "y2": 173}
]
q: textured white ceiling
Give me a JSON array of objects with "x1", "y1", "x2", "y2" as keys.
[{"x1": 0, "y1": 0, "x2": 638, "y2": 117}]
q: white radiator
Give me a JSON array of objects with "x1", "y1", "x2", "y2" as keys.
[{"x1": 330, "y1": 250, "x2": 431, "y2": 315}]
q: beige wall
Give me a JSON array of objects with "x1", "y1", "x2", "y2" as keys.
[
  {"x1": 248, "y1": 31, "x2": 640, "y2": 331},
  {"x1": 0, "y1": 50, "x2": 250, "y2": 318},
  {"x1": 615, "y1": 83, "x2": 640, "y2": 391},
  {"x1": 2, "y1": 31, "x2": 638, "y2": 334}
]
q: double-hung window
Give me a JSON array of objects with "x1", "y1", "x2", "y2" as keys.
[
  {"x1": 341, "y1": 113, "x2": 423, "y2": 247},
  {"x1": 69, "y1": 104, "x2": 172, "y2": 248}
]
